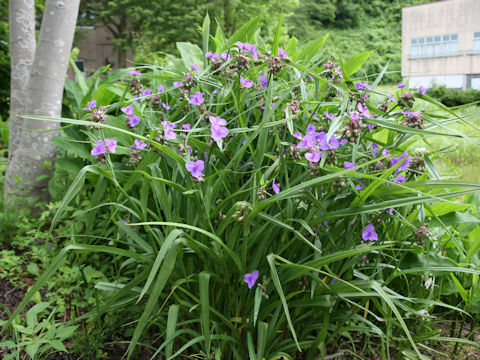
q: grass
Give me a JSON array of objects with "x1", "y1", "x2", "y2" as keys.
[{"x1": 374, "y1": 84, "x2": 480, "y2": 183}]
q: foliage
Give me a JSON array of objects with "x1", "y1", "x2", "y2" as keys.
[
  {"x1": 6, "y1": 17, "x2": 480, "y2": 359},
  {"x1": 427, "y1": 85, "x2": 480, "y2": 108},
  {"x1": 77, "y1": 0, "x2": 295, "y2": 64},
  {"x1": 287, "y1": 0, "x2": 438, "y2": 84},
  {"x1": 0, "y1": 302, "x2": 77, "y2": 360}
]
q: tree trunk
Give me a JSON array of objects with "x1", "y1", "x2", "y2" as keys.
[
  {"x1": 8, "y1": 0, "x2": 35, "y2": 163},
  {"x1": 5, "y1": 0, "x2": 80, "y2": 207}
]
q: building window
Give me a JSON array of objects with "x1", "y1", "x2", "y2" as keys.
[
  {"x1": 74, "y1": 59, "x2": 86, "y2": 80},
  {"x1": 473, "y1": 31, "x2": 480, "y2": 53},
  {"x1": 410, "y1": 33, "x2": 458, "y2": 58}
]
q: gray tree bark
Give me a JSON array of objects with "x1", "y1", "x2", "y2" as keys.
[
  {"x1": 8, "y1": 0, "x2": 35, "y2": 163},
  {"x1": 5, "y1": 0, "x2": 80, "y2": 207}
]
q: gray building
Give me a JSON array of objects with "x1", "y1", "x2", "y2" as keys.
[{"x1": 402, "y1": 0, "x2": 480, "y2": 89}]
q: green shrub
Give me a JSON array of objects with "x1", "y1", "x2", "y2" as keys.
[
  {"x1": 427, "y1": 85, "x2": 480, "y2": 107},
  {"x1": 8, "y1": 17, "x2": 480, "y2": 359}
]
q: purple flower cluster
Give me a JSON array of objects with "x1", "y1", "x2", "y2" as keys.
[
  {"x1": 296, "y1": 124, "x2": 340, "y2": 163},
  {"x1": 121, "y1": 105, "x2": 141, "y2": 127},
  {"x1": 209, "y1": 116, "x2": 229, "y2": 142},
  {"x1": 91, "y1": 138, "x2": 117, "y2": 157}
]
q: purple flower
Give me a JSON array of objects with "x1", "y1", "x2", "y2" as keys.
[
  {"x1": 240, "y1": 76, "x2": 254, "y2": 88},
  {"x1": 133, "y1": 139, "x2": 147, "y2": 150},
  {"x1": 362, "y1": 224, "x2": 378, "y2": 241},
  {"x1": 344, "y1": 161, "x2": 356, "y2": 169},
  {"x1": 388, "y1": 208, "x2": 394, "y2": 215},
  {"x1": 244, "y1": 270, "x2": 259, "y2": 289},
  {"x1": 128, "y1": 115, "x2": 141, "y2": 127},
  {"x1": 105, "y1": 138, "x2": 117, "y2": 153},
  {"x1": 191, "y1": 63, "x2": 199, "y2": 72},
  {"x1": 205, "y1": 51, "x2": 218, "y2": 60},
  {"x1": 162, "y1": 121, "x2": 177, "y2": 139},
  {"x1": 305, "y1": 150, "x2": 322, "y2": 163},
  {"x1": 158, "y1": 85, "x2": 165, "y2": 93},
  {"x1": 356, "y1": 185, "x2": 363, "y2": 191},
  {"x1": 350, "y1": 112, "x2": 361, "y2": 121},
  {"x1": 355, "y1": 82, "x2": 371, "y2": 90},
  {"x1": 381, "y1": 149, "x2": 389, "y2": 156},
  {"x1": 387, "y1": 92, "x2": 397, "y2": 102},
  {"x1": 396, "y1": 82, "x2": 408, "y2": 88},
  {"x1": 272, "y1": 178, "x2": 280, "y2": 194},
  {"x1": 129, "y1": 70, "x2": 141, "y2": 76},
  {"x1": 331, "y1": 278, "x2": 341, "y2": 284},
  {"x1": 83, "y1": 99, "x2": 97, "y2": 111},
  {"x1": 293, "y1": 132, "x2": 303, "y2": 140},
  {"x1": 213, "y1": 89, "x2": 218, "y2": 95},
  {"x1": 357, "y1": 103, "x2": 372, "y2": 119},
  {"x1": 211, "y1": 125, "x2": 229, "y2": 141},
  {"x1": 121, "y1": 104, "x2": 134, "y2": 115},
  {"x1": 162, "y1": 103, "x2": 171, "y2": 110},
  {"x1": 182, "y1": 124, "x2": 191, "y2": 130},
  {"x1": 306, "y1": 124, "x2": 316, "y2": 133},
  {"x1": 277, "y1": 48, "x2": 290, "y2": 59},
  {"x1": 185, "y1": 160, "x2": 205, "y2": 179},
  {"x1": 391, "y1": 151, "x2": 411, "y2": 173},
  {"x1": 173, "y1": 81, "x2": 183, "y2": 87},
  {"x1": 141, "y1": 89, "x2": 152, "y2": 97},
  {"x1": 209, "y1": 116, "x2": 227, "y2": 126},
  {"x1": 188, "y1": 92, "x2": 204, "y2": 106},
  {"x1": 393, "y1": 174, "x2": 406, "y2": 183},
  {"x1": 258, "y1": 75, "x2": 268, "y2": 89},
  {"x1": 91, "y1": 139, "x2": 107, "y2": 156},
  {"x1": 419, "y1": 85, "x2": 426, "y2": 95},
  {"x1": 221, "y1": 52, "x2": 231, "y2": 61},
  {"x1": 324, "y1": 111, "x2": 334, "y2": 121},
  {"x1": 318, "y1": 133, "x2": 339, "y2": 150}
]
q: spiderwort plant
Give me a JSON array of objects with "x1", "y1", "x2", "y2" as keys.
[{"x1": 16, "y1": 18, "x2": 480, "y2": 360}]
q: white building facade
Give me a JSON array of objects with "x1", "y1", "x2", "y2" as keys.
[{"x1": 402, "y1": 0, "x2": 480, "y2": 89}]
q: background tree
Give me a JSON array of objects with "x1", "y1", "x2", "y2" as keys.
[
  {"x1": 5, "y1": 0, "x2": 80, "y2": 207},
  {"x1": 78, "y1": 0, "x2": 295, "y2": 64}
]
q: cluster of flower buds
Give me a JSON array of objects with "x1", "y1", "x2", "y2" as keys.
[
  {"x1": 309, "y1": 162, "x2": 321, "y2": 176},
  {"x1": 398, "y1": 92, "x2": 415, "y2": 108},
  {"x1": 89, "y1": 107, "x2": 107, "y2": 130},
  {"x1": 289, "y1": 144, "x2": 301, "y2": 160},
  {"x1": 332, "y1": 177, "x2": 346, "y2": 190},
  {"x1": 233, "y1": 53, "x2": 250, "y2": 73},
  {"x1": 402, "y1": 110, "x2": 425, "y2": 129},
  {"x1": 267, "y1": 56, "x2": 284, "y2": 76},
  {"x1": 409, "y1": 155, "x2": 426, "y2": 174},
  {"x1": 128, "y1": 150, "x2": 142, "y2": 165},
  {"x1": 129, "y1": 79, "x2": 143, "y2": 96},
  {"x1": 182, "y1": 73, "x2": 196, "y2": 90},
  {"x1": 322, "y1": 61, "x2": 343, "y2": 84},
  {"x1": 257, "y1": 186, "x2": 267, "y2": 200},
  {"x1": 231, "y1": 202, "x2": 250, "y2": 224},
  {"x1": 414, "y1": 225, "x2": 430, "y2": 245},
  {"x1": 325, "y1": 149, "x2": 336, "y2": 165},
  {"x1": 283, "y1": 99, "x2": 301, "y2": 119},
  {"x1": 341, "y1": 116, "x2": 363, "y2": 144},
  {"x1": 377, "y1": 100, "x2": 389, "y2": 113}
]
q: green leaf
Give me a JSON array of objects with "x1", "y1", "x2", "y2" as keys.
[
  {"x1": 342, "y1": 50, "x2": 374, "y2": 78},
  {"x1": 229, "y1": 16, "x2": 260, "y2": 45},
  {"x1": 267, "y1": 254, "x2": 300, "y2": 351},
  {"x1": 294, "y1": 34, "x2": 329, "y2": 62},
  {"x1": 199, "y1": 272, "x2": 211, "y2": 355},
  {"x1": 176, "y1": 42, "x2": 204, "y2": 72}
]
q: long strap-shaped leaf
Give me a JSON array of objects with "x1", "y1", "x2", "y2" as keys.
[{"x1": 267, "y1": 254, "x2": 300, "y2": 351}]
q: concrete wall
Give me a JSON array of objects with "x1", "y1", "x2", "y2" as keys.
[{"x1": 402, "y1": 0, "x2": 480, "y2": 88}]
